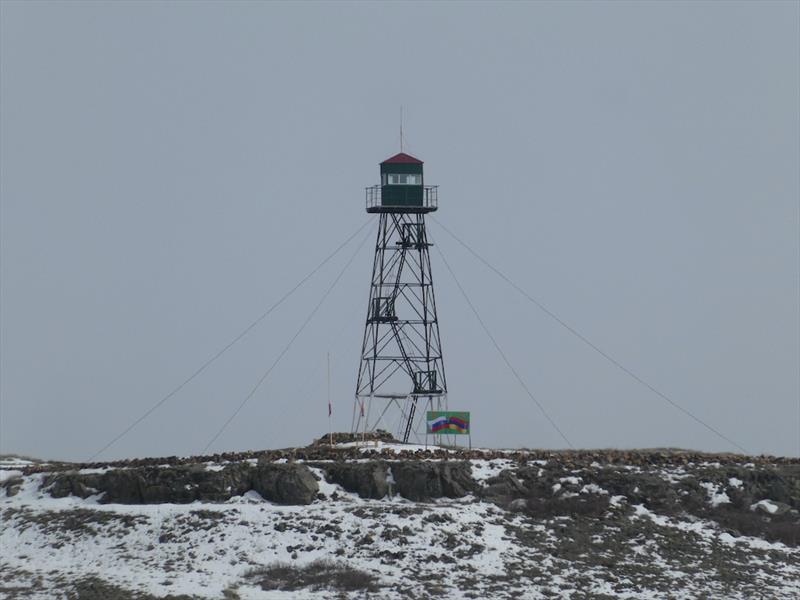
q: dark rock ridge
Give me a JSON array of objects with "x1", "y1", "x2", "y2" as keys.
[
  {"x1": 315, "y1": 461, "x2": 390, "y2": 499},
  {"x1": 390, "y1": 461, "x2": 478, "y2": 501},
  {"x1": 38, "y1": 460, "x2": 481, "y2": 505},
  {"x1": 311, "y1": 460, "x2": 479, "y2": 501},
  {"x1": 43, "y1": 462, "x2": 319, "y2": 505},
  {"x1": 18, "y1": 446, "x2": 800, "y2": 477}
]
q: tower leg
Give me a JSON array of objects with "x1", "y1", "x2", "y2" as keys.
[{"x1": 354, "y1": 212, "x2": 447, "y2": 442}]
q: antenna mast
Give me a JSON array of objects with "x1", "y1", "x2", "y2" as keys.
[{"x1": 400, "y1": 106, "x2": 404, "y2": 152}]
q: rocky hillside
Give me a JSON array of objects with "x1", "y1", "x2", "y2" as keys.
[{"x1": 1, "y1": 440, "x2": 798, "y2": 599}]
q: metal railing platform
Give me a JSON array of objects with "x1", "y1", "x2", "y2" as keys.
[{"x1": 366, "y1": 185, "x2": 438, "y2": 213}]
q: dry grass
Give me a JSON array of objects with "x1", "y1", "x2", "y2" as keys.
[
  {"x1": 708, "y1": 506, "x2": 799, "y2": 547},
  {"x1": 246, "y1": 559, "x2": 380, "y2": 593}
]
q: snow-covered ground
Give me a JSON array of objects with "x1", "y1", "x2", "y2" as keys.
[{"x1": 1, "y1": 454, "x2": 798, "y2": 600}]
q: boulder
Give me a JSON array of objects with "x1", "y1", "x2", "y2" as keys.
[
  {"x1": 482, "y1": 470, "x2": 527, "y2": 501},
  {"x1": 251, "y1": 463, "x2": 319, "y2": 505},
  {"x1": 438, "y1": 462, "x2": 481, "y2": 497},
  {"x1": 390, "y1": 461, "x2": 478, "y2": 501},
  {"x1": 318, "y1": 461, "x2": 390, "y2": 499},
  {"x1": 44, "y1": 471, "x2": 106, "y2": 500},
  {"x1": 751, "y1": 499, "x2": 792, "y2": 517}
]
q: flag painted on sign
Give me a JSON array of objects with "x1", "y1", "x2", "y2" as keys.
[{"x1": 426, "y1": 411, "x2": 470, "y2": 435}]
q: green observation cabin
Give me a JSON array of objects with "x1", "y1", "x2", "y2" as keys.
[{"x1": 366, "y1": 152, "x2": 438, "y2": 213}]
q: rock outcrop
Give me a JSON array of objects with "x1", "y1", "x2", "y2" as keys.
[
  {"x1": 42, "y1": 459, "x2": 480, "y2": 504},
  {"x1": 312, "y1": 460, "x2": 479, "y2": 501},
  {"x1": 317, "y1": 461, "x2": 391, "y2": 499},
  {"x1": 390, "y1": 461, "x2": 478, "y2": 501},
  {"x1": 252, "y1": 460, "x2": 319, "y2": 505},
  {"x1": 43, "y1": 462, "x2": 319, "y2": 505}
]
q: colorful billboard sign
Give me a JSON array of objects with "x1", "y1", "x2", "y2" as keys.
[{"x1": 426, "y1": 411, "x2": 470, "y2": 435}]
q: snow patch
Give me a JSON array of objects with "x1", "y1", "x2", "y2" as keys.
[
  {"x1": 750, "y1": 499, "x2": 779, "y2": 514},
  {"x1": 700, "y1": 482, "x2": 731, "y2": 507},
  {"x1": 0, "y1": 469, "x2": 23, "y2": 483},
  {"x1": 0, "y1": 457, "x2": 38, "y2": 469},
  {"x1": 469, "y1": 459, "x2": 515, "y2": 483},
  {"x1": 560, "y1": 476, "x2": 581, "y2": 485},
  {"x1": 610, "y1": 495, "x2": 627, "y2": 508}
]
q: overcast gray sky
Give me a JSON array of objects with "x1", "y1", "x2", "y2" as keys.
[{"x1": 1, "y1": 1, "x2": 798, "y2": 461}]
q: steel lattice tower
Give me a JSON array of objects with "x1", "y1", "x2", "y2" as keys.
[{"x1": 353, "y1": 153, "x2": 447, "y2": 443}]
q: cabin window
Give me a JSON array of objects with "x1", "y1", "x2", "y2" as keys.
[{"x1": 386, "y1": 173, "x2": 421, "y2": 185}]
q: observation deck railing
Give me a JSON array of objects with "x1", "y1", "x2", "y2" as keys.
[{"x1": 365, "y1": 185, "x2": 438, "y2": 212}]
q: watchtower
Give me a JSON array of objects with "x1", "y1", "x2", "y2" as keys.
[{"x1": 354, "y1": 152, "x2": 447, "y2": 443}]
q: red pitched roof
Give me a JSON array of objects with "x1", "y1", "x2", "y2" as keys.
[{"x1": 381, "y1": 152, "x2": 423, "y2": 165}]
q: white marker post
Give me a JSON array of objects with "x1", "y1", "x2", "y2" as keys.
[{"x1": 327, "y1": 352, "x2": 333, "y2": 446}]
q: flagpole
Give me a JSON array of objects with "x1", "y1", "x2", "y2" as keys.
[{"x1": 327, "y1": 352, "x2": 333, "y2": 446}]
